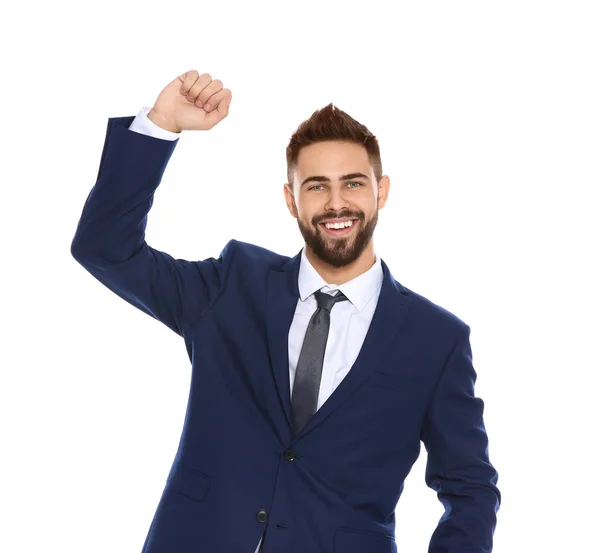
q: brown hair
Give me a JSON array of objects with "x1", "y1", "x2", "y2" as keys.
[{"x1": 286, "y1": 103, "x2": 382, "y2": 188}]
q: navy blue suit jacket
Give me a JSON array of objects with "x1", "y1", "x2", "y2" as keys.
[{"x1": 71, "y1": 115, "x2": 501, "y2": 553}]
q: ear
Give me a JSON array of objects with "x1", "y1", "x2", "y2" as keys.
[
  {"x1": 283, "y1": 183, "x2": 298, "y2": 218},
  {"x1": 377, "y1": 175, "x2": 391, "y2": 210}
]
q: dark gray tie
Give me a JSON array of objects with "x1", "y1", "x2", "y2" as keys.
[{"x1": 291, "y1": 290, "x2": 349, "y2": 435}]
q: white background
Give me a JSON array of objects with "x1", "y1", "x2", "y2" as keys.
[{"x1": 2, "y1": 1, "x2": 599, "y2": 551}]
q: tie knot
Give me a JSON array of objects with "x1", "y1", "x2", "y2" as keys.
[{"x1": 314, "y1": 290, "x2": 348, "y2": 312}]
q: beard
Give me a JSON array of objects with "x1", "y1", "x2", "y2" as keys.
[{"x1": 296, "y1": 208, "x2": 379, "y2": 268}]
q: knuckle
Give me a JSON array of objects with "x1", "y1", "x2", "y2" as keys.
[
  {"x1": 181, "y1": 69, "x2": 210, "y2": 95},
  {"x1": 208, "y1": 91, "x2": 228, "y2": 110},
  {"x1": 180, "y1": 70, "x2": 197, "y2": 92},
  {"x1": 184, "y1": 69, "x2": 198, "y2": 84},
  {"x1": 197, "y1": 85, "x2": 220, "y2": 105}
]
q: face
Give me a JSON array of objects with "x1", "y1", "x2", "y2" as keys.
[{"x1": 284, "y1": 140, "x2": 390, "y2": 268}]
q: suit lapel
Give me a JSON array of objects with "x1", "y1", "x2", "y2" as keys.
[
  {"x1": 266, "y1": 249, "x2": 413, "y2": 442},
  {"x1": 266, "y1": 251, "x2": 302, "y2": 435}
]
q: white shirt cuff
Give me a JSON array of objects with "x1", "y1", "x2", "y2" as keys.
[{"x1": 128, "y1": 106, "x2": 181, "y2": 141}]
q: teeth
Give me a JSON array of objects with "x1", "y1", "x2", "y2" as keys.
[{"x1": 325, "y1": 220, "x2": 354, "y2": 229}]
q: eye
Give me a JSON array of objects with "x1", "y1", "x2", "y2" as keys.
[{"x1": 308, "y1": 181, "x2": 363, "y2": 191}]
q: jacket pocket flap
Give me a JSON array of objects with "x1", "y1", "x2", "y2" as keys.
[{"x1": 169, "y1": 463, "x2": 211, "y2": 502}]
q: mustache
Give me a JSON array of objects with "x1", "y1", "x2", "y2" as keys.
[{"x1": 314, "y1": 212, "x2": 363, "y2": 225}]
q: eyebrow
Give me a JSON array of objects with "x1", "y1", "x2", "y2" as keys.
[{"x1": 300, "y1": 172, "x2": 370, "y2": 188}]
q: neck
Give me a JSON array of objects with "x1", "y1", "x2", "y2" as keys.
[{"x1": 305, "y1": 242, "x2": 377, "y2": 285}]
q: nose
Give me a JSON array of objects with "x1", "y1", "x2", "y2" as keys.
[{"x1": 323, "y1": 187, "x2": 350, "y2": 212}]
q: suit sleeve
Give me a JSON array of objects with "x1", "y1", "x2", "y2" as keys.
[
  {"x1": 420, "y1": 324, "x2": 501, "y2": 553},
  {"x1": 70, "y1": 114, "x2": 234, "y2": 338}
]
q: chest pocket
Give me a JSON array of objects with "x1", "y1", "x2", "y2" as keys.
[
  {"x1": 363, "y1": 353, "x2": 434, "y2": 398},
  {"x1": 366, "y1": 370, "x2": 414, "y2": 393}
]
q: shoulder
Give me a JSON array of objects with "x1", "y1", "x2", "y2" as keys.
[
  {"x1": 398, "y1": 281, "x2": 470, "y2": 335},
  {"x1": 220, "y1": 238, "x2": 292, "y2": 269}
]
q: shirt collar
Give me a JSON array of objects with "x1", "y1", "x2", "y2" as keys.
[{"x1": 298, "y1": 246, "x2": 384, "y2": 312}]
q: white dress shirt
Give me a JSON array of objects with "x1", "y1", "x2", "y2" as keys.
[{"x1": 128, "y1": 106, "x2": 384, "y2": 552}]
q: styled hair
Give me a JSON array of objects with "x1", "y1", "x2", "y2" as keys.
[{"x1": 286, "y1": 103, "x2": 382, "y2": 188}]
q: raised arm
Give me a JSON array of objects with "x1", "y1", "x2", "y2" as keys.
[{"x1": 71, "y1": 70, "x2": 234, "y2": 337}]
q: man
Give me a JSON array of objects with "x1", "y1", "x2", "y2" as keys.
[{"x1": 71, "y1": 69, "x2": 501, "y2": 553}]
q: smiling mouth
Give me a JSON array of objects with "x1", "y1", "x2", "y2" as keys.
[{"x1": 318, "y1": 220, "x2": 358, "y2": 237}]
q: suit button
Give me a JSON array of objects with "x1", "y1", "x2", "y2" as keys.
[
  {"x1": 257, "y1": 509, "x2": 268, "y2": 523},
  {"x1": 284, "y1": 449, "x2": 296, "y2": 461}
]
